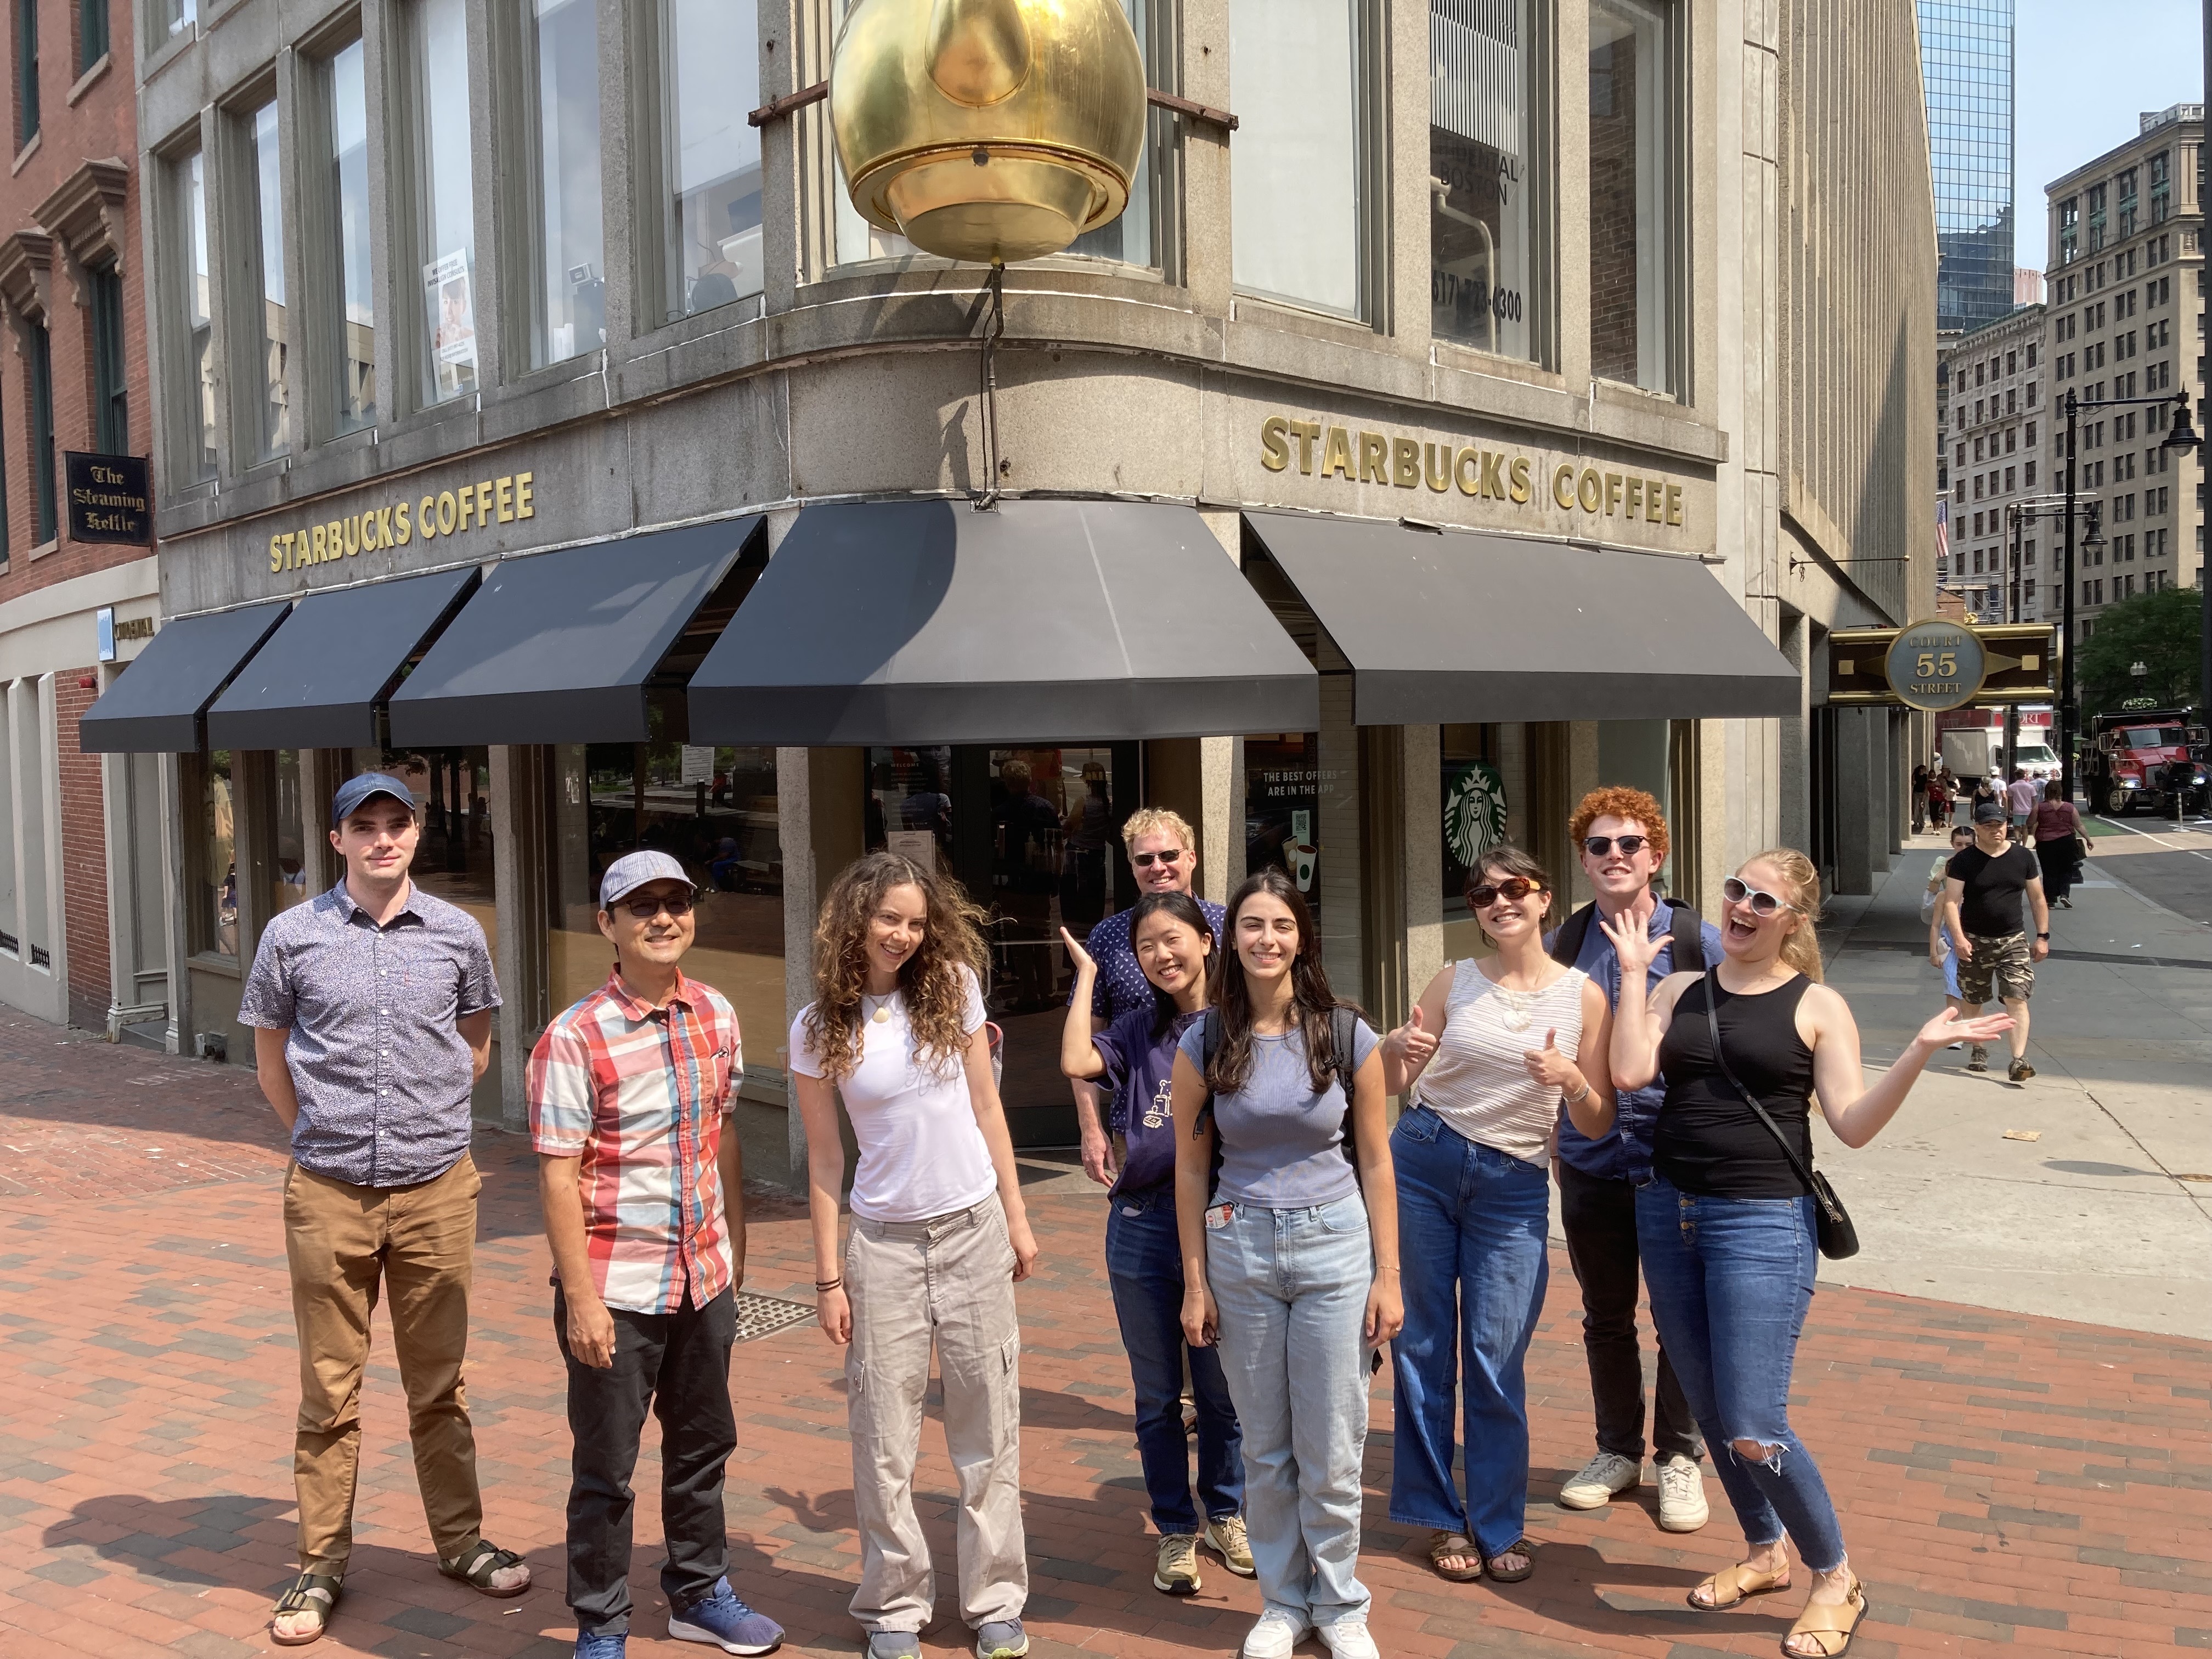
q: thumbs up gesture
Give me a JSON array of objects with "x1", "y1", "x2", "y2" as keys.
[
  {"x1": 1390, "y1": 1003, "x2": 1441, "y2": 1071},
  {"x1": 1522, "y1": 1027, "x2": 1578, "y2": 1091}
]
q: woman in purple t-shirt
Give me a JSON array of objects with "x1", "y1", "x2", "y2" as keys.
[{"x1": 1060, "y1": 893, "x2": 1250, "y2": 1596}]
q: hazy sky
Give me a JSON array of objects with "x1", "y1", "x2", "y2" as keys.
[{"x1": 2013, "y1": 0, "x2": 2202, "y2": 272}]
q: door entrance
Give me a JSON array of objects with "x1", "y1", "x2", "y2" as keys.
[{"x1": 866, "y1": 742, "x2": 1139, "y2": 1146}]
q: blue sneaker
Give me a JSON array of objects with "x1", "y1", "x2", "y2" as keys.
[
  {"x1": 669, "y1": 1578, "x2": 785, "y2": 1656},
  {"x1": 575, "y1": 1629, "x2": 626, "y2": 1659},
  {"x1": 977, "y1": 1619, "x2": 1029, "y2": 1659}
]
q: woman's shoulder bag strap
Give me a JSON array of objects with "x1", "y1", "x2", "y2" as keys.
[{"x1": 1699, "y1": 968, "x2": 1860, "y2": 1261}]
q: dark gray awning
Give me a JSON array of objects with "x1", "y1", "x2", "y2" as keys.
[
  {"x1": 687, "y1": 499, "x2": 1320, "y2": 745},
  {"x1": 1243, "y1": 510, "x2": 1802, "y2": 725},
  {"x1": 204, "y1": 566, "x2": 481, "y2": 751},
  {"x1": 78, "y1": 599, "x2": 292, "y2": 753},
  {"x1": 388, "y1": 517, "x2": 763, "y2": 746}
]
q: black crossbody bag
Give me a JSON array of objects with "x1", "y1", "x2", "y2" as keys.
[{"x1": 1700, "y1": 969, "x2": 1859, "y2": 1260}]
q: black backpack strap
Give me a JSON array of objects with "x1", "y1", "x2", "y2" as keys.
[
  {"x1": 1668, "y1": 902, "x2": 1707, "y2": 974},
  {"x1": 1549, "y1": 902, "x2": 1594, "y2": 967}
]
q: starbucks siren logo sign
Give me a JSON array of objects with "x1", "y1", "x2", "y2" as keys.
[{"x1": 1445, "y1": 762, "x2": 1508, "y2": 869}]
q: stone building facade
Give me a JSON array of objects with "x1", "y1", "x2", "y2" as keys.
[
  {"x1": 1939, "y1": 302, "x2": 2047, "y2": 622},
  {"x1": 100, "y1": 0, "x2": 1936, "y2": 1179}
]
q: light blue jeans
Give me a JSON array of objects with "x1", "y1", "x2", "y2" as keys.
[{"x1": 1205, "y1": 1192, "x2": 1375, "y2": 1628}]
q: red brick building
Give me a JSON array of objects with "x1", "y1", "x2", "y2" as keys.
[{"x1": 0, "y1": 0, "x2": 165, "y2": 1036}]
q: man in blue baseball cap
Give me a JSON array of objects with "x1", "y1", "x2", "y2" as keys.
[{"x1": 239, "y1": 770, "x2": 527, "y2": 1644}]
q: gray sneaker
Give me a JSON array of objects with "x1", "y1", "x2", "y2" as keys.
[
  {"x1": 1967, "y1": 1045, "x2": 1989, "y2": 1072},
  {"x1": 868, "y1": 1635, "x2": 921, "y2": 1659},
  {"x1": 977, "y1": 1621, "x2": 1028, "y2": 1659}
]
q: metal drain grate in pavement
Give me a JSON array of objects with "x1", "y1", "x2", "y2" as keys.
[{"x1": 735, "y1": 1291, "x2": 816, "y2": 1343}]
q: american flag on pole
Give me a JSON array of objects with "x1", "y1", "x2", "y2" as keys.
[{"x1": 1934, "y1": 496, "x2": 1950, "y2": 567}]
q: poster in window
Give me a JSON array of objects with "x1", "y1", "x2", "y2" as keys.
[{"x1": 424, "y1": 250, "x2": 479, "y2": 387}]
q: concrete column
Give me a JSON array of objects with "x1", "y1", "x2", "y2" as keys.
[
  {"x1": 1833, "y1": 708, "x2": 1878, "y2": 895},
  {"x1": 778, "y1": 745, "x2": 865, "y2": 1183},
  {"x1": 156, "y1": 752, "x2": 191, "y2": 1055},
  {"x1": 1776, "y1": 613, "x2": 1811, "y2": 854},
  {"x1": 1400, "y1": 724, "x2": 1443, "y2": 1029},
  {"x1": 488, "y1": 744, "x2": 548, "y2": 1130},
  {"x1": 1316, "y1": 670, "x2": 1362, "y2": 1007}
]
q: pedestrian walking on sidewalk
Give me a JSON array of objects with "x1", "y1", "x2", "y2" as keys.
[
  {"x1": 2006, "y1": 770, "x2": 2040, "y2": 844},
  {"x1": 1171, "y1": 868, "x2": 1400, "y2": 1659},
  {"x1": 1538, "y1": 787, "x2": 1718, "y2": 1533},
  {"x1": 1059, "y1": 894, "x2": 1251, "y2": 1597},
  {"x1": 528, "y1": 851, "x2": 786, "y2": 1659},
  {"x1": 2028, "y1": 782, "x2": 2092, "y2": 908},
  {"x1": 1927, "y1": 826, "x2": 1976, "y2": 1029},
  {"x1": 790, "y1": 853, "x2": 1039, "y2": 1659},
  {"x1": 1605, "y1": 849, "x2": 2012, "y2": 1659},
  {"x1": 238, "y1": 772, "x2": 527, "y2": 1647},
  {"x1": 1066, "y1": 808, "x2": 1226, "y2": 1188},
  {"x1": 1911, "y1": 761, "x2": 1930, "y2": 834},
  {"x1": 1379, "y1": 845, "x2": 1617, "y2": 1586},
  {"x1": 1943, "y1": 801, "x2": 2051, "y2": 1081}
]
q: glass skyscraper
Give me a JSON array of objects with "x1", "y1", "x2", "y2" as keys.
[{"x1": 1918, "y1": 0, "x2": 2015, "y2": 334}]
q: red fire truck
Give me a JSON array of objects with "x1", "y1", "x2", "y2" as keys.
[{"x1": 2084, "y1": 708, "x2": 2207, "y2": 816}]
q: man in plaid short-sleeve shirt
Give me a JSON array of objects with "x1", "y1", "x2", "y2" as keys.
[{"x1": 529, "y1": 851, "x2": 785, "y2": 1659}]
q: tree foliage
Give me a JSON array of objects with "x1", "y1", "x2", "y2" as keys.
[{"x1": 2078, "y1": 586, "x2": 2202, "y2": 716}]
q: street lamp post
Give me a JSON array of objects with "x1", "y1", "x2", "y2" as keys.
[{"x1": 2059, "y1": 388, "x2": 2202, "y2": 803}]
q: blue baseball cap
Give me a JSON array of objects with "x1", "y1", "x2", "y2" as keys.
[
  {"x1": 331, "y1": 771, "x2": 419, "y2": 827},
  {"x1": 599, "y1": 850, "x2": 696, "y2": 910}
]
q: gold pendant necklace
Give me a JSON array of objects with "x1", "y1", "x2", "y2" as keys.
[{"x1": 864, "y1": 992, "x2": 895, "y2": 1024}]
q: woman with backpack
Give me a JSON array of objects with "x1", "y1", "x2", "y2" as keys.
[
  {"x1": 1171, "y1": 868, "x2": 1400, "y2": 1659},
  {"x1": 1059, "y1": 894, "x2": 1251, "y2": 1598},
  {"x1": 1378, "y1": 845, "x2": 1616, "y2": 1585},
  {"x1": 789, "y1": 853, "x2": 1039, "y2": 1659}
]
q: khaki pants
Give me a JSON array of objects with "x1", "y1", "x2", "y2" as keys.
[
  {"x1": 845, "y1": 1193, "x2": 1026, "y2": 1633},
  {"x1": 284, "y1": 1155, "x2": 484, "y2": 1576}
]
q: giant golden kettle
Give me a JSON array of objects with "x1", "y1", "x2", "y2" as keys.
[{"x1": 831, "y1": 0, "x2": 1148, "y2": 263}]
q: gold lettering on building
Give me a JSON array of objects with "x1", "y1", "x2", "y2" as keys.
[{"x1": 266, "y1": 471, "x2": 532, "y2": 572}]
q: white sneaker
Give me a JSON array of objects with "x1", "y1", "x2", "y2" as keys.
[
  {"x1": 1317, "y1": 1619, "x2": 1377, "y2": 1659},
  {"x1": 1242, "y1": 1610, "x2": 1311, "y2": 1659},
  {"x1": 1558, "y1": 1451, "x2": 1640, "y2": 1510},
  {"x1": 1656, "y1": 1454, "x2": 1710, "y2": 1532}
]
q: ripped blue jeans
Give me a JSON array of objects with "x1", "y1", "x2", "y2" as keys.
[{"x1": 1634, "y1": 1177, "x2": 1847, "y2": 1571}]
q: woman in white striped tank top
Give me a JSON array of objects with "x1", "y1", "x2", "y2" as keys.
[{"x1": 1378, "y1": 845, "x2": 1617, "y2": 1585}]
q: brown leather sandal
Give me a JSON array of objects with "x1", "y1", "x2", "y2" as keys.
[
  {"x1": 1688, "y1": 1560, "x2": 1792, "y2": 1610},
  {"x1": 1481, "y1": 1538, "x2": 1537, "y2": 1583},
  {"x1": 1783, "y1": 1576, "x2": 1867, "y2": 1656},
  {"x1": 1424, "y1": 1531, "x2": 1483, "y2": 1582}
]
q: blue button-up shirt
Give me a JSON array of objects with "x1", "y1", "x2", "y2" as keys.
[
  {"x1": 239, "y1": 881, "x2": 502, "y2": 1188},
  {"x1": 1073, "y1": 898, "x2": 1228, "y2": 1022},
  {"x1": 1551, "y1": 898, "x2": 1724, "y2": 1182}
]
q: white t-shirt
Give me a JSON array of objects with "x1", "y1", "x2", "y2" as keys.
[{"x1": 789, "y1": 966, "x2": 997, "y2": 1223}]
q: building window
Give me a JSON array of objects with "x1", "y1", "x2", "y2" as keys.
[
  {"x1": 1428, "y1": 0, "x2": 1550, "y2": 363},
  {"x1": 78, "y1": 0, "x2": 107, "y2": 70},
  {"x1": 89, "y1": 264, "x2": 127, "y2": 452},
  {"x1": 1066, "y1": 0, "x2": 1163, "y2": 268},
  {"x1": 404, "y1": 0, "x2": 478, "y2": 407},
  {"x1": 1231, "y1": 0, "x2": 1370, "y2": 319},
  {"x1": 1588, "y1": 0, "x2": 1675, "y2": 393},
  {"x1": 15, "y1": 0, "x2": 38, "y2": 149},
  {"x1": 159, "y1": 0, "x2": 194, "y2": 39},
  {"x1": 191, "y1": 751, "x2": 238, "y2": 959},
  {"x1": 320, "y1": 38, "x2": 375, "y2": 433},
  {"x1": 646, "y1": 0, "x2": 762, "y2": 321},
  {"x1": 245, "y1": 97, "x2": 291, "y2": 461},
  {"x1": 515, "y1": 0, "x2": 606, "y2": 368},
  {"x1": 169, "y1": 148, "x2": 216, "y2": 482},
  {"x1": 26, "y1": 319, "x2": 54, "y2": 544}
]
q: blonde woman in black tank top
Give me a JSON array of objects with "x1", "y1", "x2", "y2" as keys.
[{"x1": 1596, "y1": 850, "x2": 2012, "y2": 1659}]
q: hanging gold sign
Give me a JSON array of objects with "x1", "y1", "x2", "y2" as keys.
[{"x1": 831, "y1": 0, "x2": 1148, "y2": 263}]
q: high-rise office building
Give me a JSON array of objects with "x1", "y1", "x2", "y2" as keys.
[{"x1": 1919, "y1": 0, "x2": 2017, "y2": 334}]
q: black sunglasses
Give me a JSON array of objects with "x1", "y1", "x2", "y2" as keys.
[
  {"x1": 1468, "y1": 876, "x2": 1545, "y2": 910},
  {"x1": 1131, "y1": 849, "x2": 1186, "y2": 868},
  {"x1": 1583, "y1": 834, "x2": 1651, "y2": 857},
  {"x1": 619, "y1": 892, "x2": 695, "y2": 920},
  {"x1": 1721, "y1": 876, "x2": 1794, "y2": 917}
]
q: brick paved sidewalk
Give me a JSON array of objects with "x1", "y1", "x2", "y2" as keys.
[{"x1": 1, "y1": 1010, "x2": 2208, "y2": 1659}]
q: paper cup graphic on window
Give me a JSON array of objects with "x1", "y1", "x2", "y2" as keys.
[{"x1": 1288, "y1": 842, "x2": 1317, "y2": 893}]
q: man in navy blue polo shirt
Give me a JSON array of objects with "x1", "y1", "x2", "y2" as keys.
[
  {"x1": 1544, "y1": 787, "x2": 1718, "y2": 1534},
  {"x1": 1066, "y1": 808, "x2": 1225, "y2": 1186}
]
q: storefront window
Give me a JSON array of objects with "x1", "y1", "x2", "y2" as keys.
[
  {"x1": 656, "y1": 0, "x2": 762, "y2": 319},
  {"x1": 1065, "y1": 0, "x2": 1155, "y2": 267},
  {"x1": 201, "y1": 749, "x2": 237, "y2": 958},
  {"x1": 354, "y1": 747, "x2": 499, "y2": 953},
  {"x1": 409, "y1": 0, "x2": 479, "y2": 405},
  {"x1": 247, "y1": 97, "x2": 291, "y2": 459},
  {"x1": 271, "y1": 750, "x2": 312, "y2": 918},
  {"x1": 1244, "y1": 733, "x2": 1323, "y2": 911},
  {"x1": 1230, "y1": 0, "x2": 1366, "y2": 317},
  {"x1": 1429, "y1": 0, "x2": 1545, "y2": 361},
  {"x1": 1438, "y1": 724, "x2": 1504, "y2": 961},
  {"x1": 1588, "y1": 0, "x2": 1674, "y2": 393},
  {"x1": 325, "y1": 39, "x2": 376, "y2": 433},
  {"x1": 520, "y1": 0, "x2": 606, "y2": 368},
  {"x1": 547, "y1": 743, "x2": 785, "y2": 1078},
  {"x1": 172, "y1": 148, "x2": 217, "y2": 481}
]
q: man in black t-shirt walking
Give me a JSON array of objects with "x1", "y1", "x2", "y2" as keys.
[{"x1": 1943, "y1": 800, "x2": 2051, "y2": 1081}]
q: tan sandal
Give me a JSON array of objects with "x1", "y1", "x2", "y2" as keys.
[
  {"x1": 1783, "y1": 1576, "x2": 1867, "y2": 1656},
  {"x1": 1424, "y1": 1531, "x2": 1482, "y2": 1582},
  {"x1": 1688, "y1": 1560, "x2": 1792, "y2": 1610},
  {"x1": 270, "y1": 1572, "x2": 342, "y2": 1646}
]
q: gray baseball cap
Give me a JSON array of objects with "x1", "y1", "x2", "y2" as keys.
[
  {"x1": 331, "y1": 771, "x2": 418, "y2": 827},
  {"x1": 599, "y1": 850, "x2": 696, "y2": 910}
]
